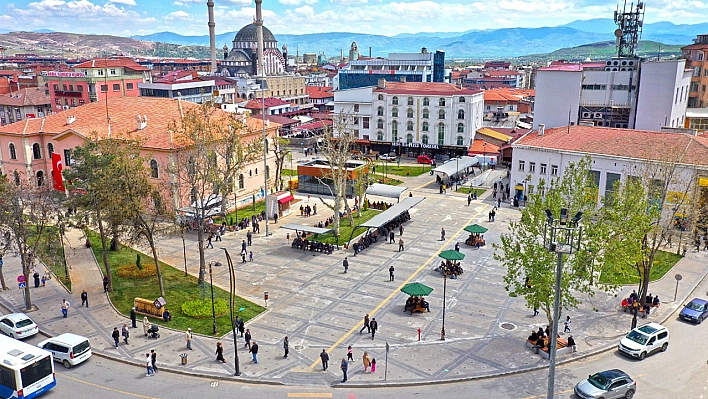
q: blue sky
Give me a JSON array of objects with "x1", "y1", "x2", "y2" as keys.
[{"x1": 1, "y1": 0, "x2": 707, "y2": 37}]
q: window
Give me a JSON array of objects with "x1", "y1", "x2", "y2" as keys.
[
  {"x1": 53, "y1": 84, "x2": 59, "y2": 90},
  {"x1": 422, "y1": 121, "x2": 429, "y2": 132},
  {"x1": 113, "y1": 84, "x2": 120, "y2": 91},
  {"x1": 438, "y1": 123, "x2": 445, "y2": 145},
  {"x1": 351, "y1": 104, "x2": 359, "y2": 113},
  {"x1": 439, "y1": 98, "x2": 446, "y2": 106},
  {"x1": 238, "y1": 174, "x2": 245, "y2": 189},
  {"x1": 377, "y1": 119, "x2": 384, "y2": 129},
  {"x1": 36, "y1": 171, "x2": 44, "y2": 187},
  {"x1": 13, "y1": 171, "x2": 20, "y2": 186},
  {"x1": 255, "y1": 168, "x2": 258, "y2": 175},
  {"x1": 406, "y1": 133, "x2": 413, "y2": 143},
  {"x1": 407, "y1": 108, "x2": 413, "y2": 118},
  {"x1": 377, "y1": 106, "x2": 383, "y2": 116},
  {"x1": 377, "y1": 131, "x2": 384, "y2": 140},
  {"x1": 97, "y1": 69, "x2": 104, "y2": 76},
  {"x1": 518, "y1": 160, "x2": 525, "y2": 171},
  {"x1": 456, "y1": 136, "x2": 464, "y2": 146},
  {"x1": 377, "y1": 94, "x2": 384, "y2": 101},
  {"x1": 392, "y1": 96, "x2": 399, "y2": 105},
  {"x1": 9, "y1": 143, "x2": 17, "y2": 160},
  {"x1": 551, "y1": 164, "x2": 558, "y2": 176},
  {"x1": 55, "y1": 98, "x2": 61, "y2": 105},
  {"x1": 457, "y1": 123, "x2": 464, "y2": 133},
  {"x1": 423, "y1": 109, "x2": 429, "y2": 119},
  {"x1": 363, "y1": 117, "x2": 369, "y2": 129},
  {"x1": 150, "y1": 159, "x2": 159, "y2": 178},
  {"x1": 407, "y1": 97, "x2": 414, "y2": 106},
  {"x1": 100, "y1": 85, "x2": 108, "y2": 92},
  {"x1": 459, "y1": 96, "x2": 465, "y2": 103},
  {"x1": 457, "y1": 110, "x2": 465, "y2": 119},
  {"x1": 439, "y1": 110, "x2": 445, "y2": 119},
  {"x1": 353, "y1": 117, "x2": 359, "y2": 126},
  {"x1": 392, "y1": 108, "x2": 398, "y2": 117},
  {"x1": 540, "y1": 163, "x2": 547, "y2": 174},
  {"x1": 529, "y1": 162, "x2": 536, "y2": 173},
  {"x1": 47, "y1": 143, "x2": 54, "y2": 157},
  {"x1": 79, "y1": 99, "x2": 85, "y2": 105},
  {"x1": 392, "y1": 121, "x2": 398, "y2": 142},
  {"x1": 110, "y1": 69, "x2": 117, "y2": 75},
  {"x1": 32, "y1": 143, "x2": 41, "y2": 160},
  {"x1": 407, "y1": 121, "x2": 413, "y2": 131}
]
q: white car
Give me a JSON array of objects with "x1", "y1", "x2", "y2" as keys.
[
  {"x1": 38, "y1": 333, "x2": 92, "y2": 368},
  {"x1": 0, "y1": 313, "x2": 40, "y2": 339},
  {"x1": 618, "y1": 322, "x2": 669, "y2": 360},
  {"x1": 380, "y1": 153, "x2": 397, "y2": 161}
]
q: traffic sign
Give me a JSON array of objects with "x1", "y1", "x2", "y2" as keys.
[
  {"x1": 18, "y1": 282, "x2": 26, "y2": 289},
  {"x1": 17, "y1": 275, "x2": 25, "y2": 283}
]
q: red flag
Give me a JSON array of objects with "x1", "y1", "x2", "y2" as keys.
[{"x1": 51, "y1": 152, "x2": 65, "y2": 191}]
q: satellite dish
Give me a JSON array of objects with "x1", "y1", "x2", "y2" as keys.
[{"x1": 614, "y1": 29, "x2": 624, "y2": 37}]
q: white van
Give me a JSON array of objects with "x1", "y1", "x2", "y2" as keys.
[
  {"x1": 618, "y1": 322, "x2": 669, "y2": 360},
  {"x1": 38, "y1": 333, "x2": 92, "y2": 368}
]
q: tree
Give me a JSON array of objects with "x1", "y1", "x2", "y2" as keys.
[
  {"x1": 270, "y1": 135, "x2": 291, "y2": 192},
  {"x1": 494, "y1": 158, "x2": 610, "y2": 325},
  {"x1": 169, "y1": 102, "x2": 262, "y2": 285}
]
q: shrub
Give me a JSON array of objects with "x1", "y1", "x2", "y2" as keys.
[
  {"x1": 117, "y1": 263, "x2": 157, "y2": 278},
  {"x1": 182, "y1": 299, "x2": 228, "y2": 318},
  {"x1": 136, "y1": 254, "x2": 143, "y2": 270}
]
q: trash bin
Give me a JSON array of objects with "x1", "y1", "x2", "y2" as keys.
[{"x1": 180, "y1": 353, "x2": 188, "y2": 365}]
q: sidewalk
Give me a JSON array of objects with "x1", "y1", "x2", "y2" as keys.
[{"x1": 1, "y1": 176, "x2": 706, "y2": 387}]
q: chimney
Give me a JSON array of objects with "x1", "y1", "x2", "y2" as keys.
[
  {"x1": 137, "y1": 115, "x2": 148, "y2": 130},
  {"x1": 66, "y1": 115, "x2": 76, "y2": 125},
  {"x1": 369, "y1": 47, "x2": 372, "y2": 58},
  {"x1": 538, "y1": 124, "x2": 545, "y2": 136},
  {"x1": 377, "y1": 78, "x2": 386, "y2": 89}
]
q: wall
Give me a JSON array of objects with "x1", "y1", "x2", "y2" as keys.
[
  {"x1": 635, "y1": 60, "x2": 691, "y2": 131},
  {"x1": 533, "y1": 70, "x2": 582, "y2": 129}
]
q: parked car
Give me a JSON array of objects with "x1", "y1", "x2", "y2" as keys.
[
  {"x1": 0, "y1": 313, "x2": 39, "y2": 339},
  {"x1": 574, "y1": 369, "x2": 636, "y2": 399},
  {"x1": 679, "y1": 297, "x2": 708, "y2": 324},
  {"x1": 417, "y1": 155, "x2": 433, "y2": 164},
  {"x1": 618, "y1": 322, "x2": 669, "y2": 360},
  {"x1": 38, "y1": 333, "x2": 92, "y2": 368},
  {"x1": 380, "y1": 153, "x2": 397, "y2": 161}
]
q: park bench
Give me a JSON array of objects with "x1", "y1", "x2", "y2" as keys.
[
  {"x1": 621, "y1": 300, "x2": 660, "y2": 316},
  {"x1": 525, "y1": 337, "x2": 571, "y2": 359},
  {"x1": 134, "y1": 297, "x2": 165, "y2": 319}
]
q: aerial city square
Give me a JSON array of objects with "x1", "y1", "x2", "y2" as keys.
[{"x1": 1, "y1": 0, "x2": 708, "y2": 398}]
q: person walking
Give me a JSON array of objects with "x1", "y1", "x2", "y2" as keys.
[
  {"x1": 389, "y1": 265, "x2": 395, "y2": 281},
  {"x1": 347, "y1": 345, "x2": 354, "y2": 361},
  {"x1": 340, "y1": 358, "x2": 348, "y2": 382},
  {"x1": 215, "y1": 342, "x2": 226, "y2": 363},
  {"x1": 145, "y1": 353, "x2": 154, "y2": 376},
  {"x1": 121, "y1": 323, "x2": 130, "y2": 345},
  {"x1": 564, "y1": 316, "x2": 571, "y2": 333},
  {"x1": 249, "y1": 251, "x2": 254, "y2": 262},
  {"x1": 130, "y1": 307, "x2": 137, "y2": 328},
  {"x1": 454, "y1": 242, "x2": 460, "y2": 252},
  {"x1": 103, "y1": 276, "x2": 110, "y2": 292},
  {"x1": 320, "y1": 349, "x2": 329, "y2": 370},
  {"x1": 185, "y1": 328, "x2": 193, "y2": 350},
  {"x1": 283, "y1": 336, "x2": 289, "y2": 358},
  {"x1": 313, "y1": 204, "x2": 317, "y2": 215},
  {"x1": 249, "y1": 341, "x2": 259, "y2": 364},
  {"x1": 242, "y1": 240, "x2": 247, "y2": 252},
  {"x1": 241, "y1": 249, "x2": 247, "y2": 263},
  {"x1": 206, "y1": 234, "x2": 214, "y2": 249},
  {"x1": 399, "y1": 225, "x2": 404, "y2": 236},
  {"x1": 247, "y1": 231, "x2": 253, "y2": 246},
  {"x1": 343, "y1": 257, "x2": 349, "y2": 274},
  {"x1": 370, "y1": 318, "x2": 378, "y2": 340},
  {"x1": 244, "y1": 329, "x2": 252, "y2": 349},
  {"x1": 398, "y1": 238, "x2": 404, "y2": 252},
  {"x1": 371, "y1": 358, "x2": 377, "y2": 373},
  {"x1": 389, "y1": 231, "x2": 395, "y2": 244},
  {"x1": 112, "y1": 327, "x2": 120, "y2": 348},
  {"x1": 533, "y1": 304, "x2": 539, "y2": 317},
  {"x1": 151, "y1": 350, "x2": 158, "y2": 373},
  {"x1": 467, "y1": 194, "x2": 472, "y2": 206},
  {"x1": 238, "y1": 319, "x2": 245, "y2": 337},
  {"x1": 359, "y1": 314, "x2": 370, "y2": 334},
  {"x1": 80, "y1": 290, "x2": 89, "y2": 307},
  {"x1": 440, "y1": 228, "x2": 446, "y2": 241},
  {"x1": 362, "y1": 351, "x2": 371, "y2": 372},
  {"x1": 61, "y1": 299, "x2": 70, "y2": 318}
]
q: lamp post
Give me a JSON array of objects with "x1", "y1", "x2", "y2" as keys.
[
  {"x1": 441, "y1": 273, "x2": 447, "y2": 340},
  {"x1": 58, "y1": 216, "x2": 68, "y2": 281},
  {"x1": 222, "y1": 248, "x2": 241, "y2": 376},
  {"x1": 182, "y1": 228, "x2": 188, "y2": 277},
  {"x1": 261, "y1": 82, "x2": 270, "y2": 237},
  {"x1": 482, "y1": 142, "x2": 487, "y2": 170},
  {"x1": 543, "y1": 209, "x2": 583, "y2": 399},
  {"x1": 208, "y1": 261, "x2": 218, "y2": 336},
  {"x1": 455, "y1": 157, "x2": 459, "y2": 191}
]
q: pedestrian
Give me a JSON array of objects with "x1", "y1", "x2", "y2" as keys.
[
  {"x1": 347, "y1": 345, "x2": 354, "y2": 361},
  {"x1": 130, "y1": 307, "x2": 137, "y2": 328},
  {"x1": 491, "y1": 209, "x2": 496, "y2": 222},
  {"x1": 313, "y1": 204, "x2": 317, "y2": 215},
  {"x1": 398, "y1": 238, "x2": 404, "y2": 252},
  {"x1": 320, "y1": 349, "x2": 329, "y2": 370},
  {"x1": 389, "y1": 265, "x2": 395, "y2": 281},
  {"x1": 122, "y1": 323, "x2": 129, "y2": 345},
  {"x1": 533, "y1": 304, "x2": 539, "y2": 317},
  {"x1": 185, "y1": 328, "x2": 193, "y2": 350},
  {"x1": 80, "y1": 290, "x2": 89, "y2": 307},
  {"x1": 454, "y1": 242, "x2": 460, "y2": 252},
  {"x1": 340, "y1": 358, "x2": 348, "y2": 382},
  {"x1": 207, "y1": 234, "x2": 214, "y2": 249},
  {"x1": 247, "y1": 231, "x2": 252, "y2": 246},
  {"x1": 103, "y1": 276, "x2": 109, "y2": 292},
  {"x1": 216, "y1": 342, "x2": 226, "y2": 363},
  {"x1": 567, "y1": 335, "x2": 577, "y2": 352},
  {"x1": 362, "y1": 351, "x2": 371, "y2": 372},
  {"x1": 359, "y1": 314, "x2": 370, "y2": 334},
  {"x1": 399, "y1": 225, "x2": 404, "y2": 236},
  {"x1": 145, "y1": 353, "x2": 154, "y2": 376},
  {"x1": 409, "y1": 191, "x2": 413, "y2": 197},
  {"x1": 245, "y1": 328, "x2": 252, "y2": 349},
  {"x1": 440, "y1": 228, "x2": 446, "y2": 241},
  {"x1": 112, "y1": 327, "x2": 120, "y2": 348},
  {"x1": 370, "y1": 318, "x2": 378, "y2": 340},
  {"x1": 215, "y1": 229, "x2": 222, "y2": 242},
  {"x1": 250, "y1": 341, "x2": 259, "y2": 363},
  {"x1": 238, "y1": 319, "x2": 245, "y2": 337},
  {"x1": 61, "y1": 298, "x2": 70, "y2": 318},
  {"x1": 33, "y1": 271, "x2": 40, "y2": 288},
  {"x1": 41, "y1": 274, "x2": 46, "y2": 286},
  {"x1": 343, "y1": 257, "x2": 349, "y2": 274},
  {"x1": 371, "y1": 357, "x2": 377, "y2": 373},
  {"x1": 497, "y1": 198, "x2": 502, "y2": 208},
  {"x1": 151, "y1": 349, "x2": 158, "y2": 373},
  {"x1": 283, "y1": 336, "x2": 289, "y2": 358},
  {"x1": 389, "y1": 231, "x2": 395, "y2": 244},
  {"x1": 242, "y1": 240, "x2": 247, "y2": 252},
  {"x1": 273, "y1": 212, "x2": 279, "y2": 224},
  {"x1": 241, "y1": 249, "x2": 247, "y2": 263},
  {"x1": 249, "y1": 251, "x2": 254, "y2": 262},
  {"x1": 467, "y1": 194, "x2": 472, "y2": 206},
  {"x1": 564, "y1": 316, "x2": 571, "y2": 333}
]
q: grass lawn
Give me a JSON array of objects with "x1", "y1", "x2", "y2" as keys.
[
  {"x1": 86, "y1": 230, "x2": 266, "y2": 336},
  {"x1": 367, "y1": 174, "x2": 403, "y2": 186},
  {"x1": 309, "y1": 208, "x2": 381, "y2": 245},
  {"x1": 218, "y1": 200, "x2": 267, "y2": 226},
  {"x1": 457, "y1": 187, "x2": 487, "y2": 196},
  {"x1": 599, "y1": 250, "x2": 683, "y2": 285},
  {"x1": 281, "y1": 169, "x2": 298, "y2": 177},
  {"x1": 31, "y1": 226, "x2": 71, "y2": 290},
  {"x1": 373, "y1": 163, "x2": 429, "y2": 177}
]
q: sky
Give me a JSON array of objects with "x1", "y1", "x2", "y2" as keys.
[{"x1": 1, "y1": 0, "x2": 707, "y2": 37}]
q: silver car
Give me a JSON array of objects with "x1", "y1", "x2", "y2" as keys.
[{"x1": 574, "y1": 369, "x2": 636, "y2": 399}]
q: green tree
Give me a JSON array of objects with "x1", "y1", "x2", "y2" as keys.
[{"x1": 270, "y1": 135, "x2": 291, "y2": 192}]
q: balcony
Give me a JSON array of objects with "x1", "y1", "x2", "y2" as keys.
[{"x1": 54, "y1": 90, "x2": 83, "y2": 98}]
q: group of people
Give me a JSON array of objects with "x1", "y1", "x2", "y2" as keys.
[
  {"x1": 291, "y1": 236, "x2": 335, "y2": 254},
  {"x1": 300, "y1": 204, "x2": 317, "y2": 217},
  {"x1": 404, "y1": 296, "x2": 430, "y2": 313},
  {"x1": 527, "y1": 326, "x2": 577, "y2": 353},
  {"x1": 366, "y1": 200, "x2": 394, "y2": 210},
  {"x1": 332, "y1": 347, "x2": 378, "y2": 383},
  {"x1": 622, "y1": 290, "x2": 660, "y2": 318},
  {"x1": 436, "y1": 260, "x2": 464, "y2": 278},
  {"x1": 314, "y1": 216, "x2": 335, "y2": 229},
  {"x1": 352, "y1": 230, "x2": 380, "y2": 255}
]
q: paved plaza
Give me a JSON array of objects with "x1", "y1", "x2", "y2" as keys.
[{"x1": 1, "y1": 168, "x2": 707, "y2": 387}]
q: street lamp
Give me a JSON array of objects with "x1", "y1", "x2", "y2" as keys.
[
  {"x1": 181, "y1": 227, "x2": 188, "y2": 277},
  {"x1": 222, "y1": 248, "x2": 241, "y2": 376},
  {"x1": 441, "y1": 273, "x2": 447, "y2": 340},
  {"x1": 542, "y1": 209, "x2": 583, "y2": 399},
  {"x1": 58, "y1": 216, "x2": 68, "y2": 281},
  {"x1": 261, "y1": 81, "x2": 270, "y2": 237},
  {"x1": 208, "y1": 261, "x2": 221, "y2": 336},
  {"x1": 455, "y1": 157, "x2": 459, "y2": 191},
  {"x1": 482, "y1": 142, "x2": 487, "y2": 171}
]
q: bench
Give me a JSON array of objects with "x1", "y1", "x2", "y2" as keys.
[
  {"x1": 134, "y1": 297, "x2": 165, "y2": 319},
  {"x1": 622, "y1": 302, "x2": 660, "y2": 316},
  {"x1": 405, "y1": 304, "x2": 430, "y2": 314},
  {"x1": 525, "y1": 337, "x2": 572, "y2": 359}
]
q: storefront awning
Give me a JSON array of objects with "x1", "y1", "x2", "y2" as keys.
[
  {"x1": 277, "y1": 194, "x2": 294, "y2": 204},
  {"x1": 365, "y1": 183, "x2": 409, "y2": 200}
]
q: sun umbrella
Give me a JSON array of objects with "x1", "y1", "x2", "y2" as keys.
[
  {"x1": 400, "y1": 282, "x2": 434, "y2": 297},
  {"x1": 464, "y1": 224, "x2": 488, "y2": 234},
  {"x1": 439, "y1": 250, "x2": 465, "y2": 261}
]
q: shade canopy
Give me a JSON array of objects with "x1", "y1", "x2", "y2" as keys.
[
  {"x1": 438, "y1": 250, "x2": 465, "y2": 261},
  {"x1": 464, "y1": 224, "x2": 488, "y2": 234},
  {"x1": 280, "y1": 223, "x2": 333, "y2": 235},
  {"x1": 431, "y1": 156, "x2": 479, "y2": 177},
  {"x1": 365, "y1": 183, "x2": 409, "y2": 200},
  {"x1": 400, "y1": 282, "x2": 434, "y2": 297},
  {"x1": 359, "y1": 196, "x2": 424, "y2": 229}
]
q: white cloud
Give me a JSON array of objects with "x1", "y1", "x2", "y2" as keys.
[
  {"x1": 226, "y1": 0, "x2": 253, "y2": 5},
  {"x1": 165, "y1": 10, "x2": 191, "y2": 20},
  {"x1": 279, "y1": 0, "x2": 318, "y2": 5},
  {"x1": 108, "y1": 0, "x2": 136, "y2": 5}
]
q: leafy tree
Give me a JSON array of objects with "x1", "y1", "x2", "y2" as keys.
[{"x1": 270, "y1": 135, "x2": 291, "y2": 192}]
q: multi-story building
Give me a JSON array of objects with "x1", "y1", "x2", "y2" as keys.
[
  {"x1": 336, "y1": 48, "x2": 446, "y2": 90},
  {"x1": 464, "y1": 69, "x2": 522, "y2": 90},
  {"x1": 46, "y1": 57, "x2": 151, "y2": 113},
  {"x1": 533, "y1": 59, "x2": 691, "y2": 131},
  {"x1": 0, "y1": 87, "x2": 52, "y2": 126},
  {"x1": 682, "y1": 34, "x2": 708, "y2": 108},
  {"x1": 306, "y1": 86, "x2": 334, "y2": 109},
  {"x1": 138, "y1": 71, "x2": 237, "y2": 103},
  {"x1": 334, "y1": 80, "x2": 483, "y2": 158}
]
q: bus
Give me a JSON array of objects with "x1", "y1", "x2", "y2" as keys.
[{"x1": 0, "y1": 334, "x2": 56, "y2": 399}]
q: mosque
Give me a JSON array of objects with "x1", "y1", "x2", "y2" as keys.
[{"x1": 220, "y1": 23, "x2": 288, "y2": 78}]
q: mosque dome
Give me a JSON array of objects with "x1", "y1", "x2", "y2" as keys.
[{"x1": 233, "y1": 23, "x2": 277, "y2": 44}]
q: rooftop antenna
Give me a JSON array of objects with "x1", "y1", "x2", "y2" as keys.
[{"x1": 613, "y1": 0, "x2": 645, "y2": 58}]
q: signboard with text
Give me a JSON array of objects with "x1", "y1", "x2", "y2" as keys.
[{"x1": 44, "y1": 71, "x2": 86, "y2": 78}]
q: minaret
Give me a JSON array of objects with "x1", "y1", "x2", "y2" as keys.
[
  {"x1": 254, "y1": 0, "x2": 265, "y2": 77},
  {"x1": 207, "y1": 0, "x2": 217, "y2": 74}
]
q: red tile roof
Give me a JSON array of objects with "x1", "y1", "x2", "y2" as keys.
[
  {"x1": 243, "y1": 97, "x2": 291, "y2": 109},
  {"x1": 252, "y1": 114, "x2": 300, "y2": 126},
  {"x1": 375, "y1": 82, "x2": 481, "y2": 96},
  {"x1": 155, "y1": 70, "x2": 198, "y2": 83},
  {"x1": 73, "y1": 57, "x2": 150, "y2": 72},
  {"x1": 0, "y1": 97, "x2": 269, "y2": 150},
  {"x1": 515, "y1": 126, "x2": 708, "y2": 166},
  {"x1": 306, "y1": 86, "x2": 334, "y2": 99},
  {"x1": 483, "y1": 88, "x2": 535, "y2": 102},
  {"x1": 0, "y1": 87, "x2": 51, "y2": 107},
  {"x1": 293, "y1": 120, "x2": 333, "y2": 131},
  {"x1": 468, "y1": 139, "x2": 500, "y2": 155}
]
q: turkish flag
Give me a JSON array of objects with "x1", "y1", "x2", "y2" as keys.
[{"x1": 51, "y1": 153, "x2": 65, "y2": 192}]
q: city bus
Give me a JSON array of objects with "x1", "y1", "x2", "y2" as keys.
[{"x1": 0, "y1": 334, "x2": 56, "y2": 399}]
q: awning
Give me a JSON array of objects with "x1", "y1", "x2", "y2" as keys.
[
  {"x1": 431, "y1": 156, "x2": 479, "y2": 177},
  {"x1": 280, "y1": 223, "x2": 333, "y2": 235},
  {"x1": 278, "y1": 194, "x2": 294, "y2": 204},
  {"x1": 359, "y1": 196, "x2": 425, "y2": 229},
  {"x1": 365, "y1": 183, "x2": 409, "y2": 200}
]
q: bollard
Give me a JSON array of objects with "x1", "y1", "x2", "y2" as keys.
[{"x1": 418, "y1": 328, "x2": 421, "y2": 341}]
